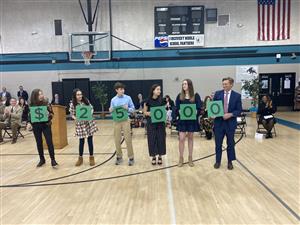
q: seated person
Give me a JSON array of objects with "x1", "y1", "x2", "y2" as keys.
[
  {"x1": 0, "y1": 97, "x2": 6, "y2": 122},
  {"x1": 0, "y1": 98, "x2": 23, "y2": 144},
  {"x1": 257, "y1": 95, "x2": 277, "y2": 139},
  {"x1": 136, "y1": 93, "x2": 145, "y2": 110},
  {"x1": 19, "y1": 97, "x2": 29, "y2": 123},
  {"x1": 200, "y1": 96, "x2": 214, "y2": 140},
  {"x1": 165, "y1": 95, "x2": 175, "y2": 127}
]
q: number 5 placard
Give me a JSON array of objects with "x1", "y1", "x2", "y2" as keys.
[
  {"x1": 112, "y1": 106, "x2": 128, "y2": 122},
  {"x1": 76, "y1": 105, "x2": 93, "y2": 121},
  {"x1": 180, "y1": 104, "x2": 197, "y2": 120},
  {"x1": 150, "y1": 106, "x2": 166, "y2": 123},
  {"x1": 30, "y1": 106, "x2": 48, "y2": 123}
]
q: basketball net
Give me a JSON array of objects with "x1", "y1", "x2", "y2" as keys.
[{"x1": 82, "y1": 51, "x2": 94, "y2": 65}]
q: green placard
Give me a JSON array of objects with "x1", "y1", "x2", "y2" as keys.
[
  {"x1": 150, "y1": 106, "x2": 166, "y2": 123},
  {"x1": 112, "y1": 106, "x2": 128, "y2": 122},
  {"x1": 30, "y1": 106, "x2": 48, "y2": 123},
  {"x1": 76, "y1": 105, "x2": 93, "y2": 121},
  {"x1": 180, "y1": 104, "x2": 197, "y2": 120},
  {"x1": 207, "y1": 100, "x2": 224, "y2": 118}
]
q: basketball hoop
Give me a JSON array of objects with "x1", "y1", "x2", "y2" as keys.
[{"x1": 81, "y1": 51, "x2": 95, "y2": 65}]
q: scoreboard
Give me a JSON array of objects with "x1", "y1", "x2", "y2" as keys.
[{"x1": 154, "y1": 6, "x2": 205, "y2": 48}]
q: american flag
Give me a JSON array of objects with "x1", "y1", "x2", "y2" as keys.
[{"x1": 257, "y1": 0, "x2": 291, "y2": 41}]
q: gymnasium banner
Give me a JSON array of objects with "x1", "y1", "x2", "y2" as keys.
[
  {"x1": 236, "y1": 65, "x2": 258, "y2": 83},
  {"x1": 155, "y1": 34, "x2": 204, "y2": 48}
]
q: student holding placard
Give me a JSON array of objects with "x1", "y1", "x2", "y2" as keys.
[
  {"x1": 109, "y1": 82, "x2": 135, "y2": 166},
  {"x1": 175, "y1": 79, "x2": 202, "y2": 167},
  {"x1": 144, "y1": 84, "x2": 167, "y2": 165},
  {"x1": 69, "y1": 89, "x2": 98, "y2": 167},
  {"x1": 213, "y1": 77, "x2": 242, "y2": 170},
  {"x1": 27, "y1": 89, "x2": 58, "y2": 167}
]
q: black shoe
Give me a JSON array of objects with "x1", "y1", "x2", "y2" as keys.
[
  {"x1": 151, "y1": 157, "x2": 156, "y2": 165},
  {"x1": 51, "y1": 159, "x2": 58, "y2": 167},
  {"x1": 228, "y1": 162, "x2": 234, "y2": 170},
  {"x1": 37, "y1": 159, "x2": 46, "y2": 167},
  {"x1": 214, "y1": 162, "x2": 221, "y2": 169},
  {"x1": 266, "y1": 132, "x2": 273, "y2": 139},
  {"x1": 157, "y1": 156, "x2": 162, "y2": 165}
]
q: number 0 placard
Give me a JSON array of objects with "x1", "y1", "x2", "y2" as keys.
[
  {"x1": 150, "y1": 106, "x2": 166, "y2": 123},
  {"x1": 180, "y1": 104, "x2": 197, "y2": 120},
  {"x1": 30, "y1": 106, "x2": 48, "y2": 123},
  {"x1": 76, "y1": 105, "x2": 93, "y2": 121},
  {"x1": 112, "y1": 106, "x2": 128, "y2": 122},
  {"x1": 207, "y1": 100, "x2": 224, "y2": 118}
]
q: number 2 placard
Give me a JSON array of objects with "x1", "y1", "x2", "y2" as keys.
[{"x1": 76, "y1": 105, "x2": 93, "y2": 121}]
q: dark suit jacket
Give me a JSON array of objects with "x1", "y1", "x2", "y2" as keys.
[
  {"x1": 17, "y1": 90, "x2": 29, "y2": 101},
  {"x1": 0, "y1": 91, "x2": 11, "y2": 106},
  {"x1": 213, "y1": 90, "x2": 242, "y2": 130}
]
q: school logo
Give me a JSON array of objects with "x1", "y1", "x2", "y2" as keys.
[{"x1": 246, "y1": 67, "x2": 257, "y2": 75}]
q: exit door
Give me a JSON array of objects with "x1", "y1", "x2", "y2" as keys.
[{"x1": 259, "y1": 73, "x2": 296, "y2": 108}]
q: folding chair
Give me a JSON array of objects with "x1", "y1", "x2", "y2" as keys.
[
  {"x1": 236, "y1": 112, "x2": 247, "y2": 137},
  {"x1": 3, "y1": 125, "x2": 25, "y2": 139},
  {"x1": 256, "y1": 114, "x2": 277, "y2": 136}
]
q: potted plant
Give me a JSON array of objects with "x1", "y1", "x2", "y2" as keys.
[
  {"x1": 91, "y1": 82, "x2": 108, "y2": 119},
  {"x1": 241, "y1": 77, "x2": 261, "y2": 117}
]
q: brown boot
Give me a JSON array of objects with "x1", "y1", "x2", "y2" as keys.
[
  {"x1": 188, "y1": 156, "x2": 194, "y2": 167},
  {"x1": 0, "y1": 138, "x2": 3, "y2": 143},
  {"x1": 11, "y1": 138, "x2": 17, "y2": 144},
  {"x1": 75, "y1": 156, "x2": 83, "y2": 166},
  {"x1": 89, "y1": 156, "x2": 95, "y2": 166},
  {"x1": 178, "y1": 157, "x2": 184, "y2": 167}
]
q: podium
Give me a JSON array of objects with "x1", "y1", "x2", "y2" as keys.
[{"x1": 43, "y1": 105, "x2": 68, "y2": 149}]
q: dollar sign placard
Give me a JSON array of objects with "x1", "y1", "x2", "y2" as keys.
[
  {"x1": 30, "y1": 106, "x2": 48, "y2": 123},
  {"x1": 150, "y1": 106, "x2": 166, "y2": 123},
  {"x1": 180, "y1": 104, "x2": 197, "y2": 120},
  {"x1": 76, "y1": 105, "x2": 93, "y2": 121},
  {"x1": 112, "y1": 106, "x2": 128, "y2": 122},
  {"x1": 207, "y1": 100, "x2": 224, "y2": 118}
]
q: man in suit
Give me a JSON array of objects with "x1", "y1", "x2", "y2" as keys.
[
  {"x1": 0, "y1": 87, "x2": 12, "y2": 106},
  {"x1": 17, "y1": 85, "x2": 29, "y2": 102},
  {"x1": 213, "y1": 77, "x2": 242, "y2": 170},
  {"x1": 0, "y1": 97, "x2": 23, "y2": 144}
]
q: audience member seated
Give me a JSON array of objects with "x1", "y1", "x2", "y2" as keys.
[
  {"x1": 0, "y1": 98, "x2": 23, "y2": 144},
  {"x1": 200, "y1": 96, "x2": 214, "y2": 140},
  {"x1": 19, "y1": 97, "x2": 29, "y2": 123},
  {"x1": 0, "y1": 98, "x2": 6, "y2": 122},
  {"x1": 257, "y1": 95, "x2": 277, "y2": 139},
  {"x1": 165, "y1": 95, "x2": 175, "y2": 127},
  {"x1": 136, "y1": 93, "x2": 145, "y2": 110}
]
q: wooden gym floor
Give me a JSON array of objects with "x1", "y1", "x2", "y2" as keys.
[{"x1": 0, "y1": 112, "x2": 299, "y2": 225}]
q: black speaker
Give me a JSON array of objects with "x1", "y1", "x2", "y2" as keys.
[{"x1": 54, "y1": 19, "x2": 62, "y2": 36}]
